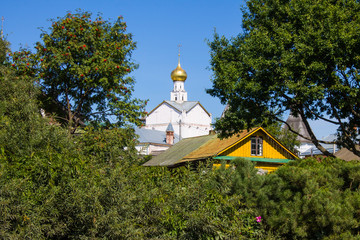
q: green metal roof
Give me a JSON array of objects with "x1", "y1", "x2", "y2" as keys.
[
  {"x1": 213, "y1": 156, "x2": 294, "y2": 164},
  {"x1": 142, "y1": 134, "x2": 217, "y2": 166}
]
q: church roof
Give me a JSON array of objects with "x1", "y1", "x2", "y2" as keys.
[
  {"x1": 171, "y1": 60, "x2": 187, "y2": 81},
  {"x1": 148, "y1": 100, "x2": 211, "y2": 117},
  {"x1": 135, "y1": 127, "x2": 179, "y2": 145}
]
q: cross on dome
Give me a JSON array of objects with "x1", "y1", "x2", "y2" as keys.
[{"x1": 170, "y1": 44, "x2": 187, "y2": 81}]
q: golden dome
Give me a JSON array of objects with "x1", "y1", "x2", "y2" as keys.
[{"x1": 171, "y1": 59, "x2": 187, "y2": 81}]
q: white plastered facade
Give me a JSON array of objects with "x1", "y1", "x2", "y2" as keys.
[{"x1": 145, "y1": 101, "x2": 212, "y2": 139}]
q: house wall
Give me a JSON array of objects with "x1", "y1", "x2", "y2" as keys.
[
  {"x1": 221, "y1": 131, "x2": 295, "y2": 160},
  {"x1": 213, "y1": 162, "x2": 282, "y2": 173}
]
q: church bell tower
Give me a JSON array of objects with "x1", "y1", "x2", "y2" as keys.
[{"x1": 170, "y1": 47, "x2": 187, "y2": 103}]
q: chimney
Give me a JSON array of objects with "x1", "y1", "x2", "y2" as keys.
[{"x1": 166, "y1": 123, "x2": 175, "y2": 145}]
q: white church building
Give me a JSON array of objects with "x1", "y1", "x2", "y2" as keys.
[{"x1": 143, "y1": 54, "x2": 212, "y2": 140}]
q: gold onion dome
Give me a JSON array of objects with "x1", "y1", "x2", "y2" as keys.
[{"x1": 171, "y1": 59, "x2": 187, "y2": 81}]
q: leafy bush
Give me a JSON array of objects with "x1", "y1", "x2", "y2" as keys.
[
  {"x1": 0, "y1": 72, "x2": 265, "y2": 239},
  {"x1": 237, "y1": 157, "x2": 360, "y2": 239},
  {"x1": 3, "y1": 70, "x2": 360, "y2": 239}
]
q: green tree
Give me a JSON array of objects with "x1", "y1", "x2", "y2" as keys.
[
  {"x1": 266, "y1": 121, "x2": 300, "y2": 153},
  {"x1": 255, "y1": 157, "x2": 360, "y2": 239},
  {"x1": 0, "y1": 37, "x2": 9, "y2": 64},
  {"x1": 208, "y1": 0, "x2": 360, "y2": 157},
  {"x1": 11, "y1": 10, "x2": 146, "y2": 134}
]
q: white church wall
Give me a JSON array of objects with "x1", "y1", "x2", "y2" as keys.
[
  {"x1": 145, "y1": 103, "x2": 212, "y2": 139},
  {"x1": 145, "y1": 104, "x2": 182, "y2": 134},
  {"x1": 184, "y1": 104, "x2": 211, "y2": 126},
  {"x1": 181, "y1": 123, "x2": 210, "y2": 138},
  {"x1": 146, "y1": 104, "x2": 179, "y2": 127}
]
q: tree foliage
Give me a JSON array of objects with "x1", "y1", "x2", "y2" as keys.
[
  {"x1": 255, "y1": 157, "x2": 360, "y2": 239},
  {"x1": 1, "y1": 37, "x2": 267, "y2": 239},
  {"x1": 2, "y1": 73, "x2": 360, "y2": 239},
  {"x1": 208, "y1": 0, "x2": 360, "y2": 157},
  {"x1": 266, "y1": 121, "x2": 300, "y2": 153},
  {"x1": 9, "y1": 10, "x2": 146, "y2": 133},
  {"x1": 6, "y1": 7, "x2": 360, "y2": 240}
]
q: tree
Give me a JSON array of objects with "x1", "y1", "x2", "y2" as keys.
[
  {"x1": 208, "y1": 0, "x2": 360, "y2": 157},
  {"x1": 266, "y1": 121, "x2": 300, "y2": 153},
  {"x1": 255, "y1": 157, "x2": 360, "y2": 239},
  {"x1": 10, "y1": 10, "x2": 146, "y2": 134},
  {"x1": 0, "y1": 37, "x2": 9, "y2": 64}
]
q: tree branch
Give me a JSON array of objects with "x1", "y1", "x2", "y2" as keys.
[
  {"x1": 330, "y1": 101, "x2": 360, "y2": 157},
  {"x1": 302, "y1": 104, "x2": 340, "y2": 125},
  {"x1": 296, "y1": 107, "x2": 335, "y2": 157},
  {"x1": 273, "y1": 115, "x2": 335, "y2": 145}
]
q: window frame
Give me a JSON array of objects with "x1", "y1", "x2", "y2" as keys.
[{"x1": 251, "y1": 136, "x2": 263, "y2": 156}]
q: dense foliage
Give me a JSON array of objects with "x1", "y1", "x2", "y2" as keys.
[
  {"x1": 247, "y1": 157, "x2": 360, "y2": 239},
  {"x1": 9, "y1": 10, "x2": 146, "y2": 134},
  {"x1": 208, "y1": 0, "x2": 360, "y2": 157},
  {"x1": 0, "y1": 37, "x2": 267, "y2": 239},
  {"x1": 3, "y1": 7, "x2": 360, "y2": 240},
  {"x1": 0, "y1": 70, "x2": 266, "y2": 238}
]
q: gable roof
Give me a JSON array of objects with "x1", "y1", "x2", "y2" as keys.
[
  {"x1": 180, "y1": 128, "x2": 258, "y2": 162},
  {"x1": 142, "y1": 134, "x2": 216, "y2": 166},
  {"x1": 143, "y1": 127, "x2": 298, "y2": 167},
  {"x1": 148, "y1": 100, "x2": 211, "y2": 117}
]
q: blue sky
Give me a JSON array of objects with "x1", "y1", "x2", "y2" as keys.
[{"x1": 2, "y1": 0, "x2": 337, "y2": 138}]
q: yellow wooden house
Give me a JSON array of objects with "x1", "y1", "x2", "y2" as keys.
[{"x1": 143, "y1": 127, "x2": 298, "y2": 173}]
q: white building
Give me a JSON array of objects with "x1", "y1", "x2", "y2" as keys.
[{"x1": 144, "y1": 54, "x2": 212, "y2": 139}]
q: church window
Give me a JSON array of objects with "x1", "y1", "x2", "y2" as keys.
[
  {"x1": 251, "y1": 136, "x2": 263, "y2": 156},
  {"x1": 175, "y1": 97, "x2": 177, "y2": 101}
]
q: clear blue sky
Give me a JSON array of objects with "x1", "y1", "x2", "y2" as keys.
[{"x1": 2, "y1": 0, "x2": 337, "y2": 138}]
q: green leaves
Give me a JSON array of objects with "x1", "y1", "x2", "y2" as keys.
[
  {"x1": 208, "y1": 0, "x2": 360, "y2": 156},
  {"x1": 11, "y1": 10, "x2": 145, "y2": 133},
  {"x1": 257, "y1": 158, "x2": 360, "y2": 239}
]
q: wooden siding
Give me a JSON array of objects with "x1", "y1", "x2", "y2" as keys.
[
  {"x1": 213, "y1": 162, "x2": 282, "y2": 173},
  {"x1": 221, "y1": 131, "x2": 294, "y2": 160}
]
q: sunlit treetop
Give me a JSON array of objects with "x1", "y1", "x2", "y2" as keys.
[{"x1": 9, "y1": 10, "x2": 147, "y2": 133}]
